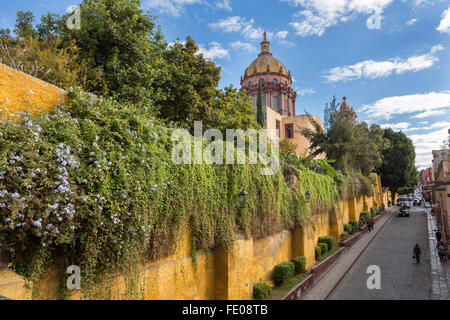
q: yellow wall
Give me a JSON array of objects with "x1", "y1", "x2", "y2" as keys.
[
  {"x1": 0, "y1": 63, "x2": 67, "y2": 120},
  {"x1": 0, "y1": 174, "x2": 395, "y2": 300}
]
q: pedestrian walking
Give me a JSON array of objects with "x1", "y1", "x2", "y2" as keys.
[
  {"x1": 367, "y1": 220, "x2": 371, "y2": 232},
  {"x1": 435, "y1": 230, "x2": 442, "y2": 243},
  {"x1": 413, "y1": 244, "x2": 422, "y2": 264},
  {"x1": 370, "y1": 218, "x2": 374, "y2": 231}
]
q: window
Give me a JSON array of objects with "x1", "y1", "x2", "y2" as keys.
[
  {"x1": 248, "y1": 81, "x2": 252, "y2": 87},
  {"x1": 273, "y1": 79, "x2": 278, "y2": 84},
  {"x1": 276, "y1": 120, "x2": 280, "y2": 138},
  {"x1": 262, "y1": 96, "x2": 266, "y2": 106},
  {"x1": 273, "y1": 96, "x2": 278, "y2": 110},
  {"x1": 259, "y1": 79, "x2": 264, "y2": 85},
  {"x1": 285, "y1": 124, "x2": 294, "y2": 139}
]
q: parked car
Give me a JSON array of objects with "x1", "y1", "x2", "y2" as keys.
[
  {"x1": 401, "y1": 201, "x2": 410, "y2": 208},
  {"x1": 399, "y1": 205, "x2": 410, "y2": 217}
]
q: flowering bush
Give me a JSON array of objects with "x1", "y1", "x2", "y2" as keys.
[{"x1": 0, "y1": 88, "x2": 340, "y2": 298}]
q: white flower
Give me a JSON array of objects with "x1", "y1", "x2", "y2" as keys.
[{"x1": 33, "y1": 221, "x2": 42, "y2": 228}]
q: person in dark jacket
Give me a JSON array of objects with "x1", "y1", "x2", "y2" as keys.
[
  {"x1": 367, "y1": 220, "x2": 372, "y2": 232},
  {"x1": 413, "y1": 244, "x2": 422, "y2": 264},
  {"x1": 436, "y1": 231, "x2": 442, "y2": 243}
]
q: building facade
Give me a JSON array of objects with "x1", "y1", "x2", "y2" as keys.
[
  {"x1": 432, "y1": 160, "x2": 450, "y2": 242},
  {"x1": 240, "y1": 32, "x2": 323, "y2": 157}
]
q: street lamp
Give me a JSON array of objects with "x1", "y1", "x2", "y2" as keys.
[
  {"x1": 239, "y1": 188, "x2": 248, "y2": 208},
  {"x1": 305, "y1": 190, "x2": 311, "y2": 201}
]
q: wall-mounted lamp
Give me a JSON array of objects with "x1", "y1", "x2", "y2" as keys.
[{"x1": 239, "y1": 188, "x2": 248, "y2": 208}]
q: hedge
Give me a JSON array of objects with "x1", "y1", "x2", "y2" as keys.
[
  {"x1": 370, "y1": 207, "x2": 378, "y2": 218},
  {"x1": 253, "y1": 282, "x2": 273, "y2": 300},
  {"x1": 349, "y1": 221, "x2": 359, "y2": 233},
  {"x1": 340, "y1": 231, "x2": 349, "y2": 241},
  {"x1": 274, "y1": 262, "x2": 295, "y2": 284},
  {"x1": 315, "y1": 246, "x2": 322, "y2": 259},
  {"x1": 344, "y1": 224, "x2": 353, "y2": 234},
  {"x1": 318, "y1": 236, "x2": 336, "y2": 251},
  {"x1": 291, "y1": 256, "x2": 306, "y2": 273},
  {"x1": 319, "y1": 242, "x2": 328, "y2": 255}
]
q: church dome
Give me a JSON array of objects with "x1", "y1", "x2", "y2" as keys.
[{"x1": 244, "y1": 32, "x2": 288, "y2": 77}]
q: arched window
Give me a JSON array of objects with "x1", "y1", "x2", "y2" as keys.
[
  {"x1": 273, "y1": 79, "x2": 278, "y2": 84},
  {"x1": 248, "y1": 81, "x2": 252, "y2": 87},
  {"x1": 273, "y1": 96, "x2": 278, "y2": 110}
]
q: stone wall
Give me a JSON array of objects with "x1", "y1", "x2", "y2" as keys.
[{"x1": 0, "y1": 175, "x2": 389, "y2": 300}]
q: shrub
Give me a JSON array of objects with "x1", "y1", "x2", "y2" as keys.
[
  {"x1": 340, "y1": 231, "x2": 349, "y2": 241},
  {"x1": 315, "y1": 246, "x2": 322, "y2": 259},
  {"x1": 370, "y1": 207, "x2": 378, "y2": 218},
  {"x1": 379, "y1": 205, "x2": 385, "y2": 212},
  {"x1": 319, "y1": 242, "x2": 328, "y2": 254},
  {"x1": 273, "y1": 262, "x2": 295, "y2": 284},
  {"x1": 349, "y1": 220, "x2": 359, "y2": 232},
  {"x1": 253, "y1": 282, "x2": 273, "y2": 300},
  {"x1": 291, "y1": 256, "x2": 306, "y2": 273},
  {"x1": 344, "y1": 224, "x2": 353, "y2": 234},
  {"x1": 318, "y1": 236, "x2": 336, "y2": 250}
]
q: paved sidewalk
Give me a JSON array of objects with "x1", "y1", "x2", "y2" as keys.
[
  {"x1": 302, "y1": 207, "x2": 396, "y2": 300},
  {"x1": 426, "y1": 205, "x2": 450, "y2": 300}
]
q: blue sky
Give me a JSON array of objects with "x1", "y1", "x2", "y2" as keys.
[{"x1": 1, "y1": 0, "x2": 450, "y2": 168}]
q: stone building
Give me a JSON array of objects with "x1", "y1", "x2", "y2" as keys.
[{"x1": 240, "y1": 32, "x2": 324, "y2": 157}]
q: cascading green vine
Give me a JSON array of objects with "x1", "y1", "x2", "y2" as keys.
[{"x1": 0, "y1": 88, "x2": 340, "y2": 299}]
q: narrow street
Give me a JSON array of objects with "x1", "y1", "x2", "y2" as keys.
[{"x1": 328, "y1": 205, "x2": 431, "y2": 300}]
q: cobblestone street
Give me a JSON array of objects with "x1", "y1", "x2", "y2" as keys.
[{"x1": 328, "y1": 205, "x2": 431, "y2": 300}]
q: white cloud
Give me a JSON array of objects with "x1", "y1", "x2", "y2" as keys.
[
  {"x1": 361, "y1": 91, "x2": 450, "y2": 120},
  {"x1": 279, "y1": 40, "x2": 297, "y2": 47},
  {"x1": 198, "y1": 42, "x2": 230, "y2": 60},
  {"x1": 276, "y1": 30, "x2": 289, "y2": 39},
  {"x1": 437, "y1": 6, "x2": 450, "y2": 34},
  {"x1": 282, "y1": 0, "x2": 394, "y2": 37},
  {"x1": 144, "y1": 0, "x2": 203, "y2": 17},
  {"x1": 323, "y1": 44, "x2": 444, "y2": 82},
  {"x1": 380, "y1": 122, "x2": 411, "y2": 131},
  {"x1": 412, "y1": 109, "x2": 448, "y2": 119},
  {"x1": 407, "y1": 18, "x2": 418, "y2": 26},
  {"x1": 298, "y1": 88, "x2": 316, "y2": 96},
  {"x1": 410, "y1": 127, "x2": 450, "y2": 168},
  {"x1": 216, "y1": 0, "x2": 232, "y2": 11},
  {"x1": 230, "y1": 41, "x2": 257, "y2": 53},
  {"x1": 209, "y1": 16, "x2": 270, "y2": 40}
]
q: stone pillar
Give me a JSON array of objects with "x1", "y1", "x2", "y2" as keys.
[
  {"x1": 329, "y1": 206, "x2": 343, "y2": 241},
  {"x1": 214, "y1": 239, "x2": 253, "y2": 300},
  {"x1": 348, "y1": 197, "x2": 357, "y2": 221}
]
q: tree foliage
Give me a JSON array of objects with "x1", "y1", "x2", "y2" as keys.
[
  {"x1": 256, "y1": 81, "x2": 265, "y2": 127},
  {"x1": 379, "y1": 129, "x2": 418, "y2": 198},
  {"x1": 0, "y1": 0, "x2": 257, "y2": 132}
]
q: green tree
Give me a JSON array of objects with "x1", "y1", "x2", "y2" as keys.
[
  {"x1": 208, "y1": 85, "x2": 258, "y2": 132},
  {"x1": 151, "y1": 37, "x2": 221, "y2": 130},
  {"x1": 256, "y1": 81, "x2": 265, "y2": 127},
  {"x1": 14, "y1": 10, "x2": 36, "y2": 38},
  {"x1": 379, "y1": 129, "x2": 419, "y2": 201},
  {"x1": 68, "y1": 0, "x2": 166, "y2": 102}
]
